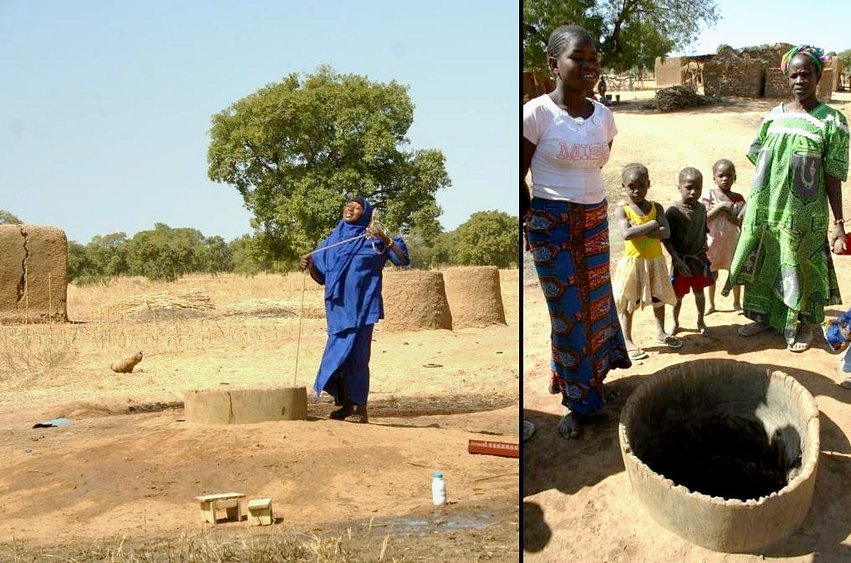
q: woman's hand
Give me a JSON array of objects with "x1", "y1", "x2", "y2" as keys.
[
  {"x1": 366, "y1": 225, "x2": 388, "y2": 243},
  {"x1": 299, "y1": 254, "x2": 312, "y2": 270},
  {"x1": 830, "y1": 223, "x2": 847, "y2": 255}
]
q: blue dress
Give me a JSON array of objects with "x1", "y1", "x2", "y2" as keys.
[{"x1": 310, "y1": 200, "x2": 409, "y2": 406}]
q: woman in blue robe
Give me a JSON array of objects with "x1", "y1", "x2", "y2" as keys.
[{"x1": 300, "y1": 197, "x2": 409, "y2": 423}]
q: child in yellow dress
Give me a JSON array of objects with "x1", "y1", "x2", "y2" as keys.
[{"x1": 612, "y1": 163, "x2": 680, "y2": 360}]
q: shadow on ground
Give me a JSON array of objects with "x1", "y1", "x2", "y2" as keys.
[{"x1": 523, "y1": 364, "x2": 851, "y2": 559}]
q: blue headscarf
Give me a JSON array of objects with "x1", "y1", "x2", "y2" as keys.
[{"x1": 313, "y1": 198, "x2": 373, "y2": 301}]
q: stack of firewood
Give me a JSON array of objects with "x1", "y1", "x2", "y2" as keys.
[{"x1": 654, "y1": 85, "x2": 712, "y2": 112}]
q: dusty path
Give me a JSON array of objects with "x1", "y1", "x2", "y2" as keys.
[
  {"x1": 0, "y1": 271, "x2": 520, "y2": 561},
  {"x1": 523, "y1": 94, "x2": 851, "y2": 561}
]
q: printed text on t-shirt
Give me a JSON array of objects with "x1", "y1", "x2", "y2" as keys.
[{"x1": 556, "y1": 142, "x2": 608, "y2": 160}]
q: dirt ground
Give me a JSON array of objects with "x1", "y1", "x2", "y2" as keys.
[
  {"x1": 0, "y1": 270, "x2": 519, "y2": 561},
  {"x1": 523, "y1": 91, "x2": 851, "y2": 561}
]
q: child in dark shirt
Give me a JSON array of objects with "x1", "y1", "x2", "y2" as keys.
[{"x1": 663, "y1": 167, "x2": 716, "y2": 337}]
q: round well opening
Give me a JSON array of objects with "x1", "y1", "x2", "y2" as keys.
[
  {"x1": 635, "y1": 409, "x2": 797, "y2": 501},
  {"x1": 619, "y1": 359, "x2": 820, "y2": 553}
]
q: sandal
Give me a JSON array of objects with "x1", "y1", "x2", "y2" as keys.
[
  {"x1": 738, "y1": 322, "x2": 770, "y2": 337},
  {"x1": 628, "y1": 348, "x2": 649, "y2": 360},
  {"x1": 346, "y1": 405, "x2": 369, "y2": 424},
  {"x1": 787, "y1": 324, "x2": 813, "y2": 353},
  {"x1": 655, "y1": 335, "x2": 683, "y2": 349}
]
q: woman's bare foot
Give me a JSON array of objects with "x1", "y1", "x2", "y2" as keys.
[
  {"x1": 706, "y1": 305, "x2": 716, "y2": 315},
  {"x1": 697, "y1": 320, "x2": 709, "y2": 335},
  {"x1": 733, "y1": 303, "x2": 743, "y2": 314},
  {"x1": 788, "y1": 324, "x2": 813, "y2": 353},
  {"x1": 669, "y1": 322, "x2": 680, "y2": 336},
  {"x1": 557, "y1": 412, "x2": 581, "y2": 440}
]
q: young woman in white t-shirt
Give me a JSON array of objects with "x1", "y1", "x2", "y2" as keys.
[{"x1": 522, "y1": 24, "x2": 631, "y2": 440}]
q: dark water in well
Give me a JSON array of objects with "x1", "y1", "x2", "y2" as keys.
[{"x1": 640, "y1": 413, "x2": 796, "y2": 501}]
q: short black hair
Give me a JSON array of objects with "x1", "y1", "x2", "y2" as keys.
[
  {"x1": 678, "y1": 167, "x2": 703, "y2": 184},
  {"x1": 622, "y1": 163, "x2": 649, "y2": 183},
  {"x1": 546, "y1": 25, "x2": 594, "y2": 60}
]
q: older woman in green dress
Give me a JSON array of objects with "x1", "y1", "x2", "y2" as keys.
[{"x1": 726, "y1": 45, "x2": 848, "y2": 352}]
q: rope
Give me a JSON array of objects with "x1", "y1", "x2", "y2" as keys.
[
  {"x1": 293, "y1": 210, "x2": 389, "y2": 386},
  {"x1": 293, "y1": 269, "x2": 307, "y2": 387}
]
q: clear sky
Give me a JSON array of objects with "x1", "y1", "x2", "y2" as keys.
[
  {"x1": 672, "y1": 0, "x2": 851, "y2": 57},
  {"x1": 0, "y1": 1, "x2": 519, "y2": 244}
]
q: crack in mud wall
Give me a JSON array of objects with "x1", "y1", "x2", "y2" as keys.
[
  {"x1": 16, "y1": 226, "x2": 28, "y2": 304},
  {"x1": 0, "y1": 224, "x2": 69, "y2": 324}
]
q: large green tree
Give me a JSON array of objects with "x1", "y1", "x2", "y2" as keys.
[
  {"x1": 208, "y1": 65, "x2": 451, "y2": 264},
  {"x1": 524, "y1": 0, "x2": 720, "y2": 75},
  {"x1": 0, "y1": 209, "x2": 22, "y2": 224},
  {"x1": 125, "y1": 224, "x2": 206, "y2": 282},
  {"x1": 85, "y1": 233, "x2": 129, "y2": 277},
  {"x1": 450, "y1": 211, "x2": 519, "y2": 269}
]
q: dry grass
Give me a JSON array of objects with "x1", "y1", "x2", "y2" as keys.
[
  {"x1": 0, "y1": 270, "x2": 519, "y2": 405},
  {"x1": 1, "y1": 529, "x2": 399, "y2": 562}
]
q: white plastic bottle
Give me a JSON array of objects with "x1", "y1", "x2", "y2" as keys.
[{"x1": 432, "y1": 471, "x2": 447, "y2": 505}]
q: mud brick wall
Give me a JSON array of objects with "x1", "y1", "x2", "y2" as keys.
[
  {"x1": 829, "y1": 60, "x2": 842, "y2": 91},
  {"x1": 819, "y1": 68, "x2": 833, "y2": 101},
  {"x1": 765, "y1": 66, "x2": 835, "y2": 100},
  {"x1": 0, "y1": 224, "x2": 69, "y2": 324},
  {"x1": 381, "y1": 270, "x2": 452, "y2": 331},
  {"x1": 655, "y1": 57, "x2": 685, "y2": 87},
  {"x1": 764, "y1": 67, "x2": 788, "y2": 98},
  {"x1": 703, "y1": 59, "x2": 765, "y2": 98},
  {"x1": 442, "y1": 266, "x2": 506, "y2": 329}
]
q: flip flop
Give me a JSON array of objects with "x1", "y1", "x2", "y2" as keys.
[
  {"x1": 628, "y1": 348, "x2": 649, "y2": 360},
  {"x1": 738, "y1": 322, "x2": 770, "y2": 337},
  {"x1": 655, "y1": 335, "x2": 683, "y2": 349},
  {"x1": 787, "y1": 341, "x2": 810, "y2": 353},
  {"x1": 787, "y1": 325, "x2": 813, "y2": 353}
]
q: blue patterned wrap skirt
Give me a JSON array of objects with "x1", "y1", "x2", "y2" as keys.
[{"x1": 525, "y1": 198, "x2": 631, "y2": 414}]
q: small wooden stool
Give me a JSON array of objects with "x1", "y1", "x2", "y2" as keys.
[
  {"x1": 195, "y1": 492, "x2": 245, "y2": 525},
  {"x1": 247, "y1": 497, "x2": 273, "y2": 525}
]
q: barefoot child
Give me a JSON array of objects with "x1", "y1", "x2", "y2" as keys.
[
  {"x1": 612, "y1": 163, "x2": 679, "y2": 359},
  {"x1": 703, "y1": 159, "x2": 746, "y2": 314},
  {"x1": 664, "y1": 167, "x2": 716, "y2": 336}
]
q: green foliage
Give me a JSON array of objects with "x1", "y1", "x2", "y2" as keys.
[
  {"x1": 124, "y1": 224, "x2": 206, "y2": 282},
  {"x1": 523, "y1": 0, "x2": 720, "y2": 75},
  {"x1": 67, "y1": 225, "x2": 244, "y2": 283},
  {"x1": 449, "y1": 211, "x2": 518, "y2": 268},
  {"x1": 207, "y1": 65, "x2": 450, "y2": 262},
  {"x1": 199, "y1": 235, "x2": 233, "y2": 276},
  {"x1": 838, "y1": 50, "x2": 851, "y2": 77},
  {"x1": 86, "y1": 233, "x2": 129, "y2": 277},
  {"x1": 523, "y1": 0, "x2": 598, "y2": 78},
  {"x1": 229, "y1": 234, "x2": 265, "y2": 276},
  {"x1": 67, "y1": 235, "x2": 127, "y2": 285},
  {"x1": 0, "y1": 209, "x2": 22, "y2": 224}
]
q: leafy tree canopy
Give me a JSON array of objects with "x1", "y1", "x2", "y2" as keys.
[
  {"x1": 524, "y1": 0, "x2": 720, "y2": 75},
  {"x1": 124, "y1": 223, "x2": 206, "y2": 282},
  {"x1": 450, "y1": 211, "x2": 518, "y2": 268},
  {"x1": 207, "y1": 65, "x2": 451, "y2": 263},
  {"x1": 838, "y1": 50, "x2": 851, "y2": 77},
  {"x1": 0, "y1": 209, "x2": 22, "y2": 224}
]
